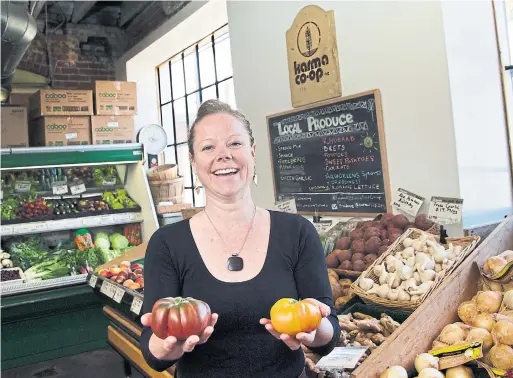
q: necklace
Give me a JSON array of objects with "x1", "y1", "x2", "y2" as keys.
[{"x1": 204, "y1": 206, "x2": 257, "y2": 272}]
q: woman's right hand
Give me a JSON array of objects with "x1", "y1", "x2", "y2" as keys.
[{"x1": 141, "y1": 312, "x2": 218, "y2": 361}]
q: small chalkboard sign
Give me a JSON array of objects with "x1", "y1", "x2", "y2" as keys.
[{"x1": 266, "y1": 89, "x2": 391, "y2": 216}]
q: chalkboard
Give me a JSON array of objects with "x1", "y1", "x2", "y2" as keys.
[{"x1": 266, "y1": 89, "x2": 391, "y2": 216}]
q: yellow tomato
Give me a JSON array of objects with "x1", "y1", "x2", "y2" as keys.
[{"x1": 270, "y1": 298, "x2": 322, "y2": 336}]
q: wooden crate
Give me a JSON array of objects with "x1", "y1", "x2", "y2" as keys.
[{"x1": 350, "y1": 216, "x2": 513, "y2": 378}]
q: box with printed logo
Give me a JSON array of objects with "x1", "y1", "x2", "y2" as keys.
[
  {"x1": 1, "y1": 107, "x2": 29, "y2": 148},
  {"x1": 29, "y1": 89, "x2": 93, "y2": 119},
  {"x1": 30, "y1": 116, "x2": 91, "y2": 147},
  {"x1": 94, "y1": 81, "x2": 137, "y2": 116},
  {"x1": 91, "y1": 116, "x2": 135, "y2": 144}
]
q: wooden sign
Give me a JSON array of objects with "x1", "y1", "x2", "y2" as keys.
[
  {"x1": 266, "y1": 89, "x2": 391, "y2": 216},
  {"x1": 286, "y1": 5, "x2": 342, "y2": 108}
]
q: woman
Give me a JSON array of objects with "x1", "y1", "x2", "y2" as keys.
[{"x1": 140, "y1": 99, "x2": 341, "y2": 378}]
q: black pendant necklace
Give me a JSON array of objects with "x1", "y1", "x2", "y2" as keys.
[{"x1": 204, "y1": 206, "x2": 257, "y2": 272}]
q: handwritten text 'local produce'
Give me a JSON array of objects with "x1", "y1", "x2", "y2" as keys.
[{"x1": 275, "y1": 113, "x2": 355, "y2": 136}]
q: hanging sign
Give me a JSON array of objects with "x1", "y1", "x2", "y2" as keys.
[
  {"x1": 391, "y1": 188, "x2": 424, "y2": 217},
  {"x1": 286, "y1": 5, "x2": 342, "y2": 108},
  {"x1": 428, "y1": 196, "x2": 463, "y2": 225}
]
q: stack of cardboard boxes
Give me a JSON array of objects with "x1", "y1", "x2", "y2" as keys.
[{"x1": 1, "y1": 81, "x2": 138, "y2": 148}]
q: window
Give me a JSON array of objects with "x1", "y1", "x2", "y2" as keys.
[{"x1": 157, "y1": 24, "x2": 235, "y2": 206}]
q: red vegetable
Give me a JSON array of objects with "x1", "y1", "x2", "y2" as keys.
[{"x1": 151, "y1": 297, "x2": 211, "y2": 340}]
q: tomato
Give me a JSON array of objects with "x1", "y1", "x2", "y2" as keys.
[
  {"x1": 270, "y1": 298, "x2": 322, "y2": 336},
  {"x1": 151, "y1": 297, "x2": 211, "y2": 340}
]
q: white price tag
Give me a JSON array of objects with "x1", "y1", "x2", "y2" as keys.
[
  {"x1": 70, "y1": 183, "x2": 86, "y2": 195},
  {"x1": 275, "y1": 198, "x2": 297, "y2": 214},
  {"x1": 316, "y1": 347, "x2": 368, "y2": 370},
  {"x1": 107, "y1": 122, "x2": 119, "y2": 127},
  {"x1": 18, "y1": 223, "x2": 48, "y2": 234},
  {"x1": 113, "y1": 287, "x2": 125, "y2": 303},
  {"x1": 102, "y1": 178, "x2": 117, "y2": 186},
  {"x1": 89, "y1": 275, "x2": 98, "y2": 288},
  {"x1": 115, "y1": 214, "x2": 131, "y2": 223},
  {"x1": 428, "y1": 196, "x2": 464, "y2": 225},
  {"x1": 15, "y1": 181, "x2": 31, "y2": 193},
  {"x1": 52, "y1": 182, "x2": 68, "y2": 195},
  {"x1": 65, "y1": 132, "x2": 77, "y2": 140},
  {"x1": 99, "y1": 215, "x2": 114, "y2": 225},
  {"x1": 391, "y1": 188, "x2": 424, "y2": 217},
  {"x1": 100, "y1": 281, "x2": 116, "y2": 298},
  {"x1": 130, "y1": 296, "x2": 144, "y2": 315},
  {"x1": 314, "y1": 220, "x2": 332, "y2": 233},
  {"x1": 1, "y1": 225, "x2": 13, "y2": 236}
]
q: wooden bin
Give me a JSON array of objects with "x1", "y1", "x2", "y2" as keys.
[
  {"x1": 147, "y1": 164, "x2": 178, "y2": 181},
  {"x1": 349, "y1": 216, "x2": 513, "y2": 378},
  {"x1": 148, "y1": 177, "x2": 184, "y2": 204}
]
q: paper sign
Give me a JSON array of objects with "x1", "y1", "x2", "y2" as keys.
[
  {"x1": 130, "y1": 296, "x2": 144, "y2": 315},
  {"x1": 102, "y1": 178, "x2": 117, "y2": 186},
  {"x1": 113, "y1": 287, "x2": 125, "y2": 303},
  {"x1": 1, "y1": 225, "x2": 13, "y2": 236},
  {"x1": 88, "y1": 275, "x2": 98, "y2": 288},
  {"x1": 70, "y1": 183, "x2": 86, "y2": 195},
  {"x1": 65, "y1": 132, "x2": 77, "y2": 140},
  {"x1": 428, "y1": 196, "x2": 463, "y2": 225},
  {"x1": 392, "y1": 188, "x2": 424, "y2": 217},
  {"x1": 275, "y1": 198, "x2": 297, "y2": 214},
  {"x1": 107, "y1": 122, "x2": 119, "y2": 127},
  {"x1": 17, "y1": 223, "x2": 48, "y2": 234},
  {"x1": 314, "y1": 220, "x2": 333, "y2": 233},
  {"x1": 15, "y1": 181, "x2": 31, "y2": 193},
  {"x1": 100, "y1": 280, "x2": 116, "y2": 298},
  {"x1": 316, "y1": 347, "x2": 368, "y2": 370},
  {"x1": 52, "y1": 181, "x2": 68, "y2": 195}
]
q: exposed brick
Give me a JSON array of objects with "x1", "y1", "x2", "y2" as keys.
[{"x1": 54, "y1": 74, "x2": 69, "y2": 81}]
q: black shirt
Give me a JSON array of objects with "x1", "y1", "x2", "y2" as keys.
[{"x1": 140, "y1": 210, "x2": 341, "y2": 378}]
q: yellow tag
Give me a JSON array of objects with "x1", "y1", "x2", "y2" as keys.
[{"x1": 429, "y1": 341, "x2": 483, "y2": 370}]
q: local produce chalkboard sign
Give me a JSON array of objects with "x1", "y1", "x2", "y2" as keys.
[{"x1": 266, "y1": 89, "x2": 391, "y2": 216}]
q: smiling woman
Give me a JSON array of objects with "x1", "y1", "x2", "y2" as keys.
[{"x1": 140, "y1": 99, "x2": 341, "y2": 378}]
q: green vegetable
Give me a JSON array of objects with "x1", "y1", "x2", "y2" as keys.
[
  {"x1": 8, "y1": 237, "x2": 48, "y2": 270},
  {"x1": 77, "y1": 248, "x2": 105, "y2": 269},
  {"x1": 24, "y1": 257, "x2": 69, "y2": 281},
  {"x1": 109, "y1": 233, "x2": 129, "y2": 250},
  {"x1": 94, "y1": 232, "x2": 110, "y2": 252}
]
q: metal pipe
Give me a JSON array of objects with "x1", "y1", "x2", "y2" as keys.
[{"x1": 1, "y1": 2, "x2": 37, "y2": 100}]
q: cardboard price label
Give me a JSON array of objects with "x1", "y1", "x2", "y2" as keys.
[
  {"x1": 392, "y1": 188, "x2": 424, "y2": 217},
  {"x1": 52, "y1": 181, "x2": 68, "y2": 195},
  {"x1": 130, "y1": 296, "x2": 143, "y2": 315},
  {"x1": 429, "y1": 341, "x2": 483, "y2": 370},
  {"x1": 316, "y1": 347, "x2": 368, "y2": 370},
  {"x1": 102, "y1": 178, "x2": 117, "y2": 186},
  {"x1": 428, "y1": 196, "x2": 463, "y2": 225},
  {"x1": 15, "y1": 181, "x2": 31, "y2": 193},
  {"x1": 88, "y1": 275, "x2": 98, "y2": 288},
  {"x1": 70, "y1": 183, "x2": 86, "y2": 195},
  {"x1": 113, "y1": 287, "x2": 125, "y2": 303},
  {"x1": 275, "y1": 198, "x2": 297, "y2": 214},
  {"x1": 100, "y1": 280, "x2": 116, "y2": 298}
]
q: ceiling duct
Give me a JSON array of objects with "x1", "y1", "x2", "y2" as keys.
[{"x1": 1, "y1": 1, "x2": 37, "y2": 102}]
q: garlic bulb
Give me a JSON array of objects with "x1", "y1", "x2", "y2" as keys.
[
  {"x1": 403, "y1": 238, "x2": 413, "y2": 248},
  {"x1": 402, "y1": 247, "x2": 415, "y2": 259},
  {"x1": 359, "y1": 277, "x2": 375, "y2": 291},
  {"x1": 379, "y1": 267, "x2": 389, "y2": 285},
  {"x1": 388, "y1": 289, "x2": 400, "y2": 301},
  {"x1": 377, "y1": 284, "x2": 390, "y2": 298},
  {"x1": 398, "y1": 289, "x2": 411, "y2": 301}
]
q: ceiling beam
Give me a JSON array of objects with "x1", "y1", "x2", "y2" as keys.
[
  {"x1": 119, "y1": 1, "x2": 148, "y2": 27},
  {"x1": 31, "y1": 0, "x2": 46, "y2": 18},
  {"x1": 71, "y1": 1, "x2": 97, "y2": 24}
]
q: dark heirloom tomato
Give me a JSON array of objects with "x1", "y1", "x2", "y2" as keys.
[{"x1": 151, "y1": 297, "x2": 211, "y2": 340}]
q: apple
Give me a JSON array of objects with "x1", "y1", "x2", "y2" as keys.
[
  {"x1": 128, "y1": 283, "x2": 140, "y2": 290},
  {"x1": 116, "y1": 276, "x2": 126, "y2": 284},
  {"x1": 123, "y1": 279, "x2": 134, "y2": 287},
  {"x1": 131, "y1": 263, "x2": 143, "y2": 270},
  {"x1": 118, "y1": 271, "x2": 129, "y2": 279},
  {"x1": 135, "y1": 277, "x2": 143, "y2": 285},
  {"x1": 120, "y1": 261, "x2": 131, "y2": 269},
  {"x1": 110, "y1": 267, "x2": 121, "y2": 275},
  {"x1": 98, "y1": 268, "x2": 110, "y2": 277},
  {"x1": 129, "y1": 272, "x2": 137, "y2": 280},
  {"x1": 110, "y1": 275, "x2": 118, "y2": 281},
  {"x1": 133, "y1": 268, "x2": 143, "y2": 275}
]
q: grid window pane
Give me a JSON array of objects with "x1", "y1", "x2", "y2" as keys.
[
  {"x1": 199, "y1": 42, "x2": 215, "y2": 87},
  {"x1": 184, "y1": 189, "x2": 193, "y2": 205},
  {"x1": 184, "y1": 49, "x2": 199, "y2": 94},
  {"x1": 195, "y1": 188, "x2": 206, "y2": 207},
  {"x1": 177, "y1": 144, "x2": 192, "y2": 187},
  {"x1": 174, "y1": 98, "x2": 188, "y2": 144},
  {"x1": 215, "y1": 33, "x2": 233, "y2": 81},
  {"x1": 187, "y1": 93, "x2": 200, "y2": 125},
  {"x1": 158, "y1": 63, "x2": 172, "y2": 104},
  {"x1": 201, "y1": 85, "x2": 217, "y2": 101},
  {"x1": 164, "y1": 146, "x2": 176, "y2": 164},
  {"x1": 171, "y1": 59, "x2": 185, "y2": 99},
  {"x1": 219, "y1": 78, "x2": 236, "y2": 108},
  {"x1": 160, "y1": 103, "x2": 175, "y2": 145}
]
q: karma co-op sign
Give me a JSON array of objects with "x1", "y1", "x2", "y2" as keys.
[{"x1": 286, "y1": 5, "x2": 342, "y2": 108}]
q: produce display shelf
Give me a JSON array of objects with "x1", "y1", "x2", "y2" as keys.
[
  {"x1": 1, "y1": 273, "x2": 88, "y2": 297},
  {"x1": 6, "y1": 185, "x2": 126, "y2": 198},
  {"x1": 0, "y1": 212, "x2": 144, "y2": 236},
  {"x1": 0, "y1": 144, "x2": 144, "y2": 170}
]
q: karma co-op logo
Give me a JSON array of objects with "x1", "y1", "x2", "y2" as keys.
[{"x1": 294, "y1": 21, "x2": 329, "y2": 85}]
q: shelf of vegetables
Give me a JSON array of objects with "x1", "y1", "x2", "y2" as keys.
[{"x1": 1, "y1": 145, "x2": 159, "y2": 371}]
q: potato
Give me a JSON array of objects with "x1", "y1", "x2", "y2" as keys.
[
  {"x1": 328, "y1": 269, "x2": 339, "y2": 280},
  {"x1": 387, "y1": 226, "x2": 403, "y2": 235},
  {"x1": 351, "y1": 253, "x2": 365, "y2": 263},
  {"x1": 338, "y1": 278, "x2": 352, "y2": 289},
  {"x1": 380, "y1": 212, "x2": 394, "y2": 227},
  {"x1": 361, "y1": 220, "x2": 375, "y2": 229},
  {"x1": 350, "y1": 228, "x2": 364, "y2": 240},
  {"x1": 364, "y1": 236, "x2": 381, "y2": 254},
  {"x1": 352, "y1": 260, "x2": 366, "y2": 272},
  {"x1": 339, "y1": 260, "x2": 352, "y2": 270},
  {"x1": 380, "y1": 229, "x2": 389, "y2": 240},
  {"x1": 364, "y1": 253, "x2": 378, "y2": 268},
  {"x1": 364, "y1": 227, "x2": 381, "y2": 241},
  {"x1": 336, "y1": 237, "x2": 351, "y2": 250},
  {"x1": 378, "y1": 245, "x2": 389, "y2": 256},
  {"x1": 415, "y1": 214, "x2": 434, "y2": 231},
  {"x1": 326, "y1": 253, "x2": 339, "y2": 268},
  {"x1": 392, "y1": 214, "x2": 409, "y2": 229},
  {"x1": 335, "y1": 249, "x2": 352, "y2": 262},
  {"x1": 381, "y1": 238, "x2": 390, "y2": 246},
  {"x1": 329, "y1": 276, "x2": 343, "y2": 298},
  {"x1": 351, "y1": 239, "x2": 365, "y2": 254},
  {"x1": 389, "y1": 234, "x2": 401, "y2": 244}
]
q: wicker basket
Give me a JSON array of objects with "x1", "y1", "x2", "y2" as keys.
[
  {"x1": 350, "y1": 228, "x2": 480, "y2": 312},
  {"x1": 148, "y1": 177, "x2": 184, "y2": 204},
  {"x1": 147, "y1": 164, "x2": 178, "y2": 181}
]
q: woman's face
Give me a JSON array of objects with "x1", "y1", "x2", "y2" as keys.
[{"x1": 191, "y1": 113, "x2": 256, "y2": 201}]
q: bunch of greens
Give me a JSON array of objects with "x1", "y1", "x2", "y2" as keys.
[
  {"x1": 93, "y1": 232, "x2": 131, "y2": 262},
  {"x1": 1, "y1": 198, "x2": 19, "y2": 220},
  {"x1": 54, "y1": 247, "x2": 105, "y2": 274},
  {"x1": 8, "y1": 237, "x2": 48, "y2": 270},
  {"x1": 24, "y1": 257, "x2": 69, "y2": 281},
  {"x1": 102, "y1": 189, "x2": 138, "y2": 209}
]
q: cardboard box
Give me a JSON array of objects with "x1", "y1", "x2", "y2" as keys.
[
  {"x1": 1, "y1": 107, "x2": 29, "y2": 148},
  {"x1": 29, "y1": 89, "x2": 93, "y2": 118},
  {"x1": 30, "y1": 116, "x2": 91, "y2": 147},
  {"x1": 94, "y1": 81, "x2": 137, "y2": 116},
  {"x1": 91, "y1": 115, "x2": 135, "y2": 144},
  {"x1": 8, "y1": 93, "x2": 31, "y2": 109}
]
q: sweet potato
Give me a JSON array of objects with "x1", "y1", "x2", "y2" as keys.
[
  {"x1": 350, "y1": 228, "x2": 364, "y2": 240},
  {"x1": 326, "y1": 253, "x2": 339, "y2": 268},
  {"x1": 378, "y1": 245, "x2": 389, "y2": 256},
  {"x1": 336, "y1": 237, "x2": 351, "y2": 250},
  {"x1": 335, "y1": 249, "x2": 352, "y2": 262},
  {"x1": 380, "y1": 212, "x2": 394, "y2": 227},
  {"x1": 364, "y1": 227, "x2": 381, "y2": 241},
  {"x1": 364, "y1": 253, "x2": 378, "y2": 268},
  {"x1": 351, "y1": 252, "x2": 365, "y2": 263},
  {"x1": 339, "y1": 260, "x2": 352, "y2": 270},
  {"x1": 392, "y1": 214, "x2": 409, "y2": 229},
  {"x1": 415, "y1": 214, "x2": 434, "y2": 231},
  {"x1": 352, "y1": 260, "x2": 366, "y2": 272},
  {"x1": 364, "y1": 236, "x2": 381, "y2": 254},
  {"x1": 351, "y1": 239, "x2": 365, "y2": 254}
]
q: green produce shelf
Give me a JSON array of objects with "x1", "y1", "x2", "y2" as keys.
[{"x1": 1, "y1": 144, "x2": 144, "y2": 170}]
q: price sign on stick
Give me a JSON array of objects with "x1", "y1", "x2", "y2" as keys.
[
  {"x1": 113, "y1": 288, "x2": 125, "y2": 303},
  {"x1": 275, "y1": 198, "x2": 297, "y2": 214},
  {"x1": 88, "y1": 275, "x2": 98, "y2": 288},
  {"x1": 391, "y1": 188, "x2": 424, "y2": 217},
  {"x1": 131, "y1": 296, "x2": 143, "y2": 315},
  {"x1": 428, "y1": 196, "x2": 463, "y2": 225},
  {"x1": 316, "y1": 347, "x2": 368, "y2": 370}
]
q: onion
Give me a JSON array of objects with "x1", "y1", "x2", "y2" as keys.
[
  {"x1": 466, "y1": 327, "x2": 493, "y2": 351},
  {"x1": 415, "y1": 353, "x2": 439, "y2": 372},
  {"x1": 432, "y1": 340, "x2": 449, "y2": 350},
  {"x1": 476, "y1": 291, "x2": 502, "y2": 313},
  {"x1": 492, "y1": 320, "x2": 513, "y2": 345},
  {"x1": 487, "y1": 280, "x2": 505, "y2": 292},
  {"x1": 472, "y1": 313, "x2": 496, "y2": 332},
  {"x1": 445, "y1": 365, "x2": 474, "y2": 378},
  {"x1": 457, "y1": 301, "x2": 478, "y2": 324},
  {"x1": 489, "y1": 344, "x2": 513, "y2": 370},
  {"x1": 439, "y1": 324, "x2": 466, "y2": 345},
  {"x1": 380, "y1": 366, "x2": 408, "y2": 378},
  {"x1": 499, "y1": 250, "x2": 513, "y2": 262},
  {"x1": 418, "y1": 368, "x2": 445, "y2": 378},
  {"x1": 504, "y1": 290, "x2": 513, "y2": 310},
  {"x1": 483, "y1": 256, "x2": 508, "y2": 276}
]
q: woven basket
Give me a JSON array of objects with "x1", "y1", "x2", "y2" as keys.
[
  {"x1": 148, "y1": 177, "x2": 184, "y2": 204},
  {"x1": 350, "y1": 228, "x2": 480, "y2": 312},
  {"x1": 147, "y1": 164, "x2": 178, "y2": 181}
]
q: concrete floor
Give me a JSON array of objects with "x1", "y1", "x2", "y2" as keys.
[{"x1": 3, "y1": 347, "x2": 145, "y2": 378}]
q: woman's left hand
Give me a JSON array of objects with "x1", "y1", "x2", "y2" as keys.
[{"x1": 259, "y1": 298, "x2": 331, "y2": 351}]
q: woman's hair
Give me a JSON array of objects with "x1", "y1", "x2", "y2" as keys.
[{"x1": 188, "y1": 99, "x2": 254, "y2": 157}]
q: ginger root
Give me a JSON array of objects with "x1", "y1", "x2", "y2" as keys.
[
  {"x1": 353, "y1": 312, "x2": 375, "y2": 320},
  {"x1": 380, "y1": 313, "x2": 400, "y2": 336},
  {"x1": 354, "y1": 318, "x2": 384, "y2": 333}
]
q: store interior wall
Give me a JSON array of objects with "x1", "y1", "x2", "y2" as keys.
[{"x1": 441, "y1": 0, "x2": 513, "y2": 228}]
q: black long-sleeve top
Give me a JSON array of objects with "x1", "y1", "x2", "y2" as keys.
[{"x1": 140, "y1": 210, "x2": 341, "y2": 378}]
